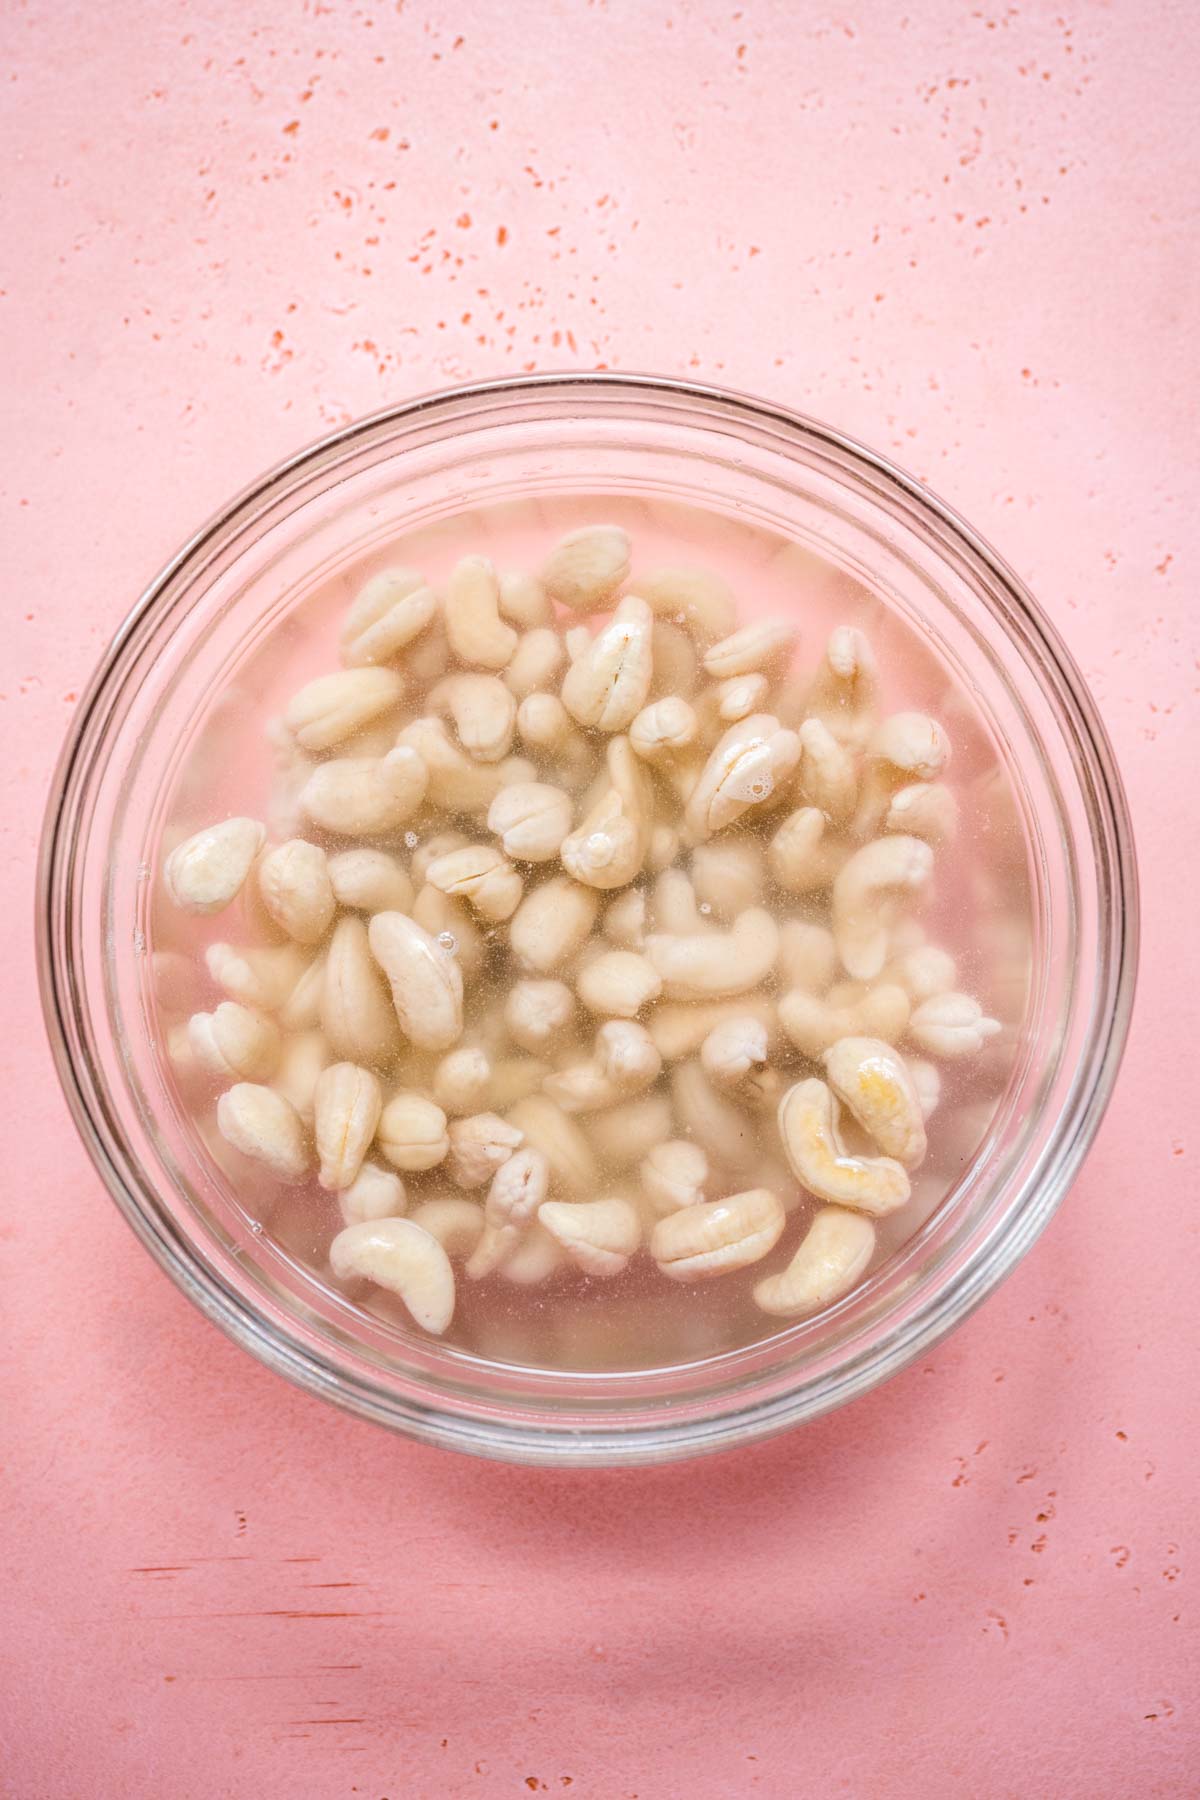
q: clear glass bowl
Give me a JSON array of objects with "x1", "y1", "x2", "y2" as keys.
[{"x1": 37, "y1": 374, "x2": 1138, "y2": 1466}]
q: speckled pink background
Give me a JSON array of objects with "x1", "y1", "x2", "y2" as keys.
[{"x1": 2, "y1": 2, "x2": 1196, "y2": 1794}]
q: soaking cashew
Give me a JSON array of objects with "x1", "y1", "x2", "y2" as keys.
[
  {"x1": 684, "y1": 714, "x2": 801, "y2": 841},
  {"x1": 206, "y1": 941, "x2": 310, "y2": 1013},
  {"x1": 822, "y1": 1036, "x2": 927, "y2": 1168},
  {"x1": 883, "y1": 943, "x2": 957, "y2": 1004},
  {"x1": 395, "y1": 718, "x2": 504, "y2": 814},
  {"x1": 640, "y1": 1140, "x2": 708, "y2": 1217},
  {"x1": 908, "y1": 1058, "x2": 942, "y2": 1120},
  {"x1": 498, "y1": 1222, "x2": 567, "y2": 1285},
  {"x1": 716, "y1": 673, "x2": 770, "y2": 722},
  {"x1": 853, "y1": 712, "x2": 952, "y2": 837},
  {"x1": 560, "y1": 595, "x2": 656, "y2": 734},
  {"x1": 651, "y1": 1189, "x2": 785, "y2": 1281},
  {"x1": 164, "y1": 817, "x2": 265, "y2": 915},
  {"x1": 285, "y1": 667, "x2": 405, "y2": 752},
  {"x1": 690, "y1": 839, "x2": 765, "y2": 918},
  {"x1": 670, "y1": 1060, "x2": 760, "y2": 1173},
  {"x1": 645, "y1": 906, "x2": 778, "y2": 1000},
  {"x1": 650, "y1": 621, "x2": 700, "y2": 698},
  {"x1": 217, "y1": 1083, "x2": 310, "y2": 1183},
  {"x1": 256, "y1": 839, "x2": 336, "y2": 944},
  {"x1": 832, "y1": 834, "x2": 934, "y2": 981},
  {"x1": 487, "y1": 782, "x2": 573, "y2": 863},
  {"x1": 559, "y1": 735, "x2": 653, "y2": 889},
  {"x1": 443, "y1": 554, "x2": 518, "y2": 669},
  {"x1": 498, "y1": 569, "x2": 552, "y2": 629},
  {"x1": 516, "y1": 691, "x2": 574, "y2": 754},
  {"x1": 300, "y1": 747, "x2": 428, "y2": 838},
  {"x1": 377, "y1": 1091, "x2": 449, "y2": 1172},
  {"x1": 796, "y1": 716, "x2": 859, "y2": 823},
  {"x1": 368, "y1": 911, "x2": 464, "y2": 1052},
  {"x1": 602, "y1": 886, "x2": 647, "y2": 949},
  {"x1": 703, "y1": 616, "x2": 797, "y2": 680},
  {"x1": 329, "y1": 1218, "x2": 455, "y2": 1335},
  {"x1": 506, "y1": 1095, "x2": 597, "y2": 1196},
  {"x1": 778, "y1": 919, "x2": 838, "y2": 993},
  {"x1": 428, "y1": 672, "x2": 517, "y2": 763},
  {"x1": 629, "y1": 697, "x2": 698, "y2": 761},
  {"x1": 885, "y1": 781, "x2": 959, "y2": 845},
  {"x1": 431, "y1": 1046, "x2": 493, "y2": 1115},
  {"x1": 767, "y1": 807, "x2": 849, "y2": 893},
  {"x1": 646, "y1": 994, "x2": 777, "y2": 1063},
  {"x1": 321, "y1": 916, "x2": 401, "y2": 1065},
  {"x1": 540, "y1": 523, "x2": 631, "y2": 611},
  {"x1": 425, "y1": 843, "x2": 524, "y2": 922},
  {"x1": 466, "y1": 1146, "x2": 550, "y2": 1277},
  {"x1": 651, "y1": 867, "x2": 711, "y2": 936},
  {"x1": 501, "y1": 627, "x2": 566, "y2": 700},
  {"x1": 409, "y1": 1195, "x2": 485, "y2": 1259},
  {"x1": 538, "y1": 1198, "x2": 641, "y2": 1277},
  {"x1": 778, "y1": 982, "x2": 910, "y2": 1060},
  {"x1": 410, "y1": 883, "x2": 486, "y2": 983},
  {"x1": 313, "y1": 1062, "x2": 383, "y2": 1191},
  {"x1": 446, "y1": 1112, "x2": 524, "y2": 1189},
  {"x1": 269, "y1": 1029, "x2": 330, "y2": 1124},
  {"x1": 340, "y1": 569, "x2": 437, "y2": 666},
  {"x1": 327, "y1": 848, "x2": 414, "y2": 915},
  {"x1": 699, "y1": 1015, "x2": 779, "y2": 1107},
  {"x1": 411, "y1": 831, "x2": 469, "y2": 887},
  {"x1": 543, "y1": 1020, "x2": 662, "y2": 1113},
  {"x1": 576, "y1": 949, "x2": 662, "y2": 1018},
  {"x1": 187, "y1": 1002, "x2": 281, "y2": 1082},
  {"x1": 338, "y1": 1161, "x2": 406, "y2": 1226},
  {"x1": 754, "y1": 1206, "x2": 876, "y2": 1316},
  {"x1": 504, "y1": 978, "x2": 576, "y2": 1053},
  {"x1": 778, "y1": 1078, "x2": 910, "y2": 1215},
  {"x1": 636, "y1": 565, "x2": 737, "y2": 641},
  {"x1": 908, "y1": 992, "x2": 1002, "y2": 1057},
  {"x1": 583, "y1": 1091, "x2": 673, "y2": 1169},
  {"x1": 509, "y1": 876, "x2": 599, "y2": 973},
  {"x1": 805, "y1": 626, "x2": 878, "y2": 748}
]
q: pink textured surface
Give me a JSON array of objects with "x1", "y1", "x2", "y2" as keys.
[{"x1": 2, "y1": 2, "x2": 1195, "y2": 1793}]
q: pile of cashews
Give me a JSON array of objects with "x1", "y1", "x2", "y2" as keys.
[{"x1": 159, "y1": 524, "x2": 1002, "y2": 1343}]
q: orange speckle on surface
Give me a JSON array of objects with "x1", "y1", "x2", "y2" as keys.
[
  {"x1": 456, "y1": 212, "x2": 472, "y2": 228},
  {"x1": 496, "y1": 225, "x2": 508, "y2": 245},
  {"x1": 282, "y1": 119, "x2": 299, "y2": 135}
]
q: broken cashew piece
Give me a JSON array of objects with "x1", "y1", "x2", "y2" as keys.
[
  {"x1": 754, "y1": 1206, "x2": 877, "y2": 1317},
  {"x1": 187, "y1": 1002, "x2": 281, "y2": 1082},
  {"x1": 778, "y1": 1078, "x2": 910, "y2": 1216},
  {"x1": 426, "y1": 843, "x2": 524, "y2": 923},
  {"x1": 629, "y1": 697, "x2": 698, "y2": 761},
  {"x1": 446, "y1": 1112, "x2": 524, "y2": 1189},
  {"x1": 651, "y1": 1189, "x2": 786, "y2": 1282},
  {"x1": 487, "y1": 782, "x2": 573, "y2": 863},
  {"x1": 377, "y1": 1091, "x2": 450, "y2": 1172},
  {"x1": 329, "y1": 1218, "x2": 455, "y2": 1335}
]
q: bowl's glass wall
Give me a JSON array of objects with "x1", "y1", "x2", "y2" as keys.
[{"x1": 39, "y1": 378, "x2": 1136, "y2": 1463}]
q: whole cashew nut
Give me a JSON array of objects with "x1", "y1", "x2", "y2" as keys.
[
  {"x1": 777, "y1": 1078, "x2": 910, "y2": 1216},
  {"x1": 645, "y1": 907, "x2": 778, "y2": 1000},
  {"x1": 368, "y1": 911, "x2": 464, "y2": 1052},
  {"x1": 329, "y1": 1218, "x2": 456, "y2": 1335},
  {"x1": 540, "y1": 524, "x2": 631, "y2": 612},
  {"x1": 561, "y1": 595, "x2": 655, "y2": 732},
  {"x1": 443, "y1": 554, "x2": 518, "y2": 669},
  {"x1": 651, "y1": 1188, "x2": 786, "y2": 1281},
  {"x1": 753, "y1": 1205, "x2": 876, "y2": 1316},
  {"x1": 684, "y1": 714, "x2": 802, "y2": 842},
  {"x1": 537, "y1": 1197, "x2": 641, "y2": 1277}
]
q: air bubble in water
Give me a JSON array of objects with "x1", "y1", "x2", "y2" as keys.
[
  {"x1": 437, "y1": 930, "x2": 458, "y2": 956},
  {"x1": 404, "y1": 831, "x2": 419, "y2": 849},
  {"x1": 249, "y1": 1220, "x2": 264, "y2": 1235},
  {"x1": 698, "y1": 902, "x2": 712, "y2": 915}
]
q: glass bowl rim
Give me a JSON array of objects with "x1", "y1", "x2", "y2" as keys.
[{"x1": 36, "y1": 371, "x2": 1139, "y2": 1465}]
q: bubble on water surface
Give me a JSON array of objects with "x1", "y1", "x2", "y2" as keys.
[{"x1": 437, "y1": 931, "x2": 458, "y2": 956}]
